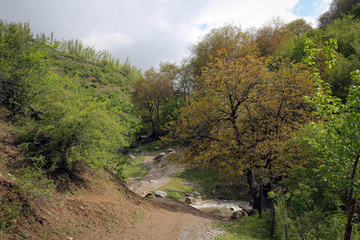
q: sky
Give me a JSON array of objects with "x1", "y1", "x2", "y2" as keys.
[{"x1": 0, "y1": 0, "x2": 331, "y2": 70}]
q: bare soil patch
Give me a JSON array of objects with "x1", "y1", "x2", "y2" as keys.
[
  {"x1": 1, "y1": 118, "x2": 224, "y2": 239},
  {"x1": 125, "y1": 153, "x2": 184, "y2": 197}
]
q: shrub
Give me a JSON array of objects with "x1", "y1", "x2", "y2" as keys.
[{"x1": 167, "y1": 191, "x2": 180, "y2": 200}]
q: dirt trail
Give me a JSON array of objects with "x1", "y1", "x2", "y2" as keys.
[
  {"x1": 122, "y1": 151, "x2": 226, "y2": 239},
  {"x1": 125, "y1": 153, "x2": 184, "y2": 197},
  {"x1": 1, "y1": 133, "x2": 225, "y2": 240}
]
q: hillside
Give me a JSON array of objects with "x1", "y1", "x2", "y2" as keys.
[
  {"x1": 3, "y1": 1, "x2": 360, "y2": 238},
  {"x1": 0, "y1": 114, "x2": 224, "y2": 240}
]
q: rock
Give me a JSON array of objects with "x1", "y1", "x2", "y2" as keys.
[
  {"x1": 231, "y1": 210, "x2": 247, "y2": 220},
  {"x1": 192, "y1": 191, "x2": 201, "y2": 197},
  {"x1": 154, "y1": 146, "x2": 160, "y2": 150},
  {"x1": 165, "y1": 148, "x2": 175, "y2": 154},
  {"x1": 154, "y1": 152, "x2": 165, "y2": 160},
  {"x1": 129, "y1": 154, "x2": 136, "y2": 159},
  {"x1": 239, "y1": 207, "x2": 257, "y2": 216},
  {"x1": 246, "y1": 208, "x2": 258, "y2": 216},
  {"x1": 185, "y1": 193, "x2": 191, "y2": 196},
  {"x1": 144, "y1": 192, "x2": 155, "y2": 198},
  {"x1": 135, "y1": 177, "x2": 142, "y2": 180},
  {"x1": 210, "y1": 209, "x2": 224, "y2": 216},
  {"x1": 134, "y1": 149, "x2": 141, "y2": 153},
  {"x1": 185, "y1": 197, "x2": 197, "y2": 204},
  {"x1": 229, "y1": 207, "x2": 235, "y2": 211},
  {"x1": 154, "y1": 191, "x2": 167, "y2": 198},
  {"x1": 242, "y1": 210, "x2": 249, "y2": 217},
  {"x1": 212, "y1": 189, "x2": 216, "y2": 195}
]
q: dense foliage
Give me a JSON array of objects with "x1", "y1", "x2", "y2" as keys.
[
  {"x1": 2, "y1": 0, "x2": 360, "y2": 238},
  {"x1": 0, "y1": 20, "x2": 140, "y2": 180},
  {"x1": 160, "y1": 1, "x2": 360, "y2": 238}
]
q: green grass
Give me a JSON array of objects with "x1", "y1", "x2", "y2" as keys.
[
  {"x1": 177, "y1": 170, "x2": 249, "y2": 200},
  {"x1": 215, "y1": 211, "x2": 274, "y2": 240},
  {"x1": 121, "y1": 155, "x2": 150, "y2": 180},
  {"x1": 166, "y1": 191, "x2": 180, "y2": 200},
  {"x1": 156, "y1": 176, "x2": 194, "y2": 193}
]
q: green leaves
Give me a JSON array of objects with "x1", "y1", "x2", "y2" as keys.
[
  {"x1": 0, "y1": 20, "x2": 140, "y2": 179},
  {"x1": 0, "y1": 22, "x2": 53, "y2": 116},
  {"x1": 303, "y1": 37, "x2": 360, "y2": 213},
  {"x1": 21, "y1": 77, "x2": 133, "y2": 175}
]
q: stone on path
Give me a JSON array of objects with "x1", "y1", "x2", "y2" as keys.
[
  {"x1": 185, "y1": 197, "x2": 197, "y2": 204},
  {"x1": 231, "y1": 210, "x2": 247, "y2": 220},
  {"x1": 154, "y1": 191, "x2": 167, "y2": 198},
  {"x1": 210, "y1": 209, "x2": 225, "y2": 216},
  {"x1": 154, "y1": 152, "x2": 165, "y2": 160},
  {"x1": 165, "y1": 148, "x2": 176, "y2": 154}
]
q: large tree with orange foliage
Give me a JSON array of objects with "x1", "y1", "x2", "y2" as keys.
[{"x1": 164, "y1": 48, "x2": 314, "y2": 208}]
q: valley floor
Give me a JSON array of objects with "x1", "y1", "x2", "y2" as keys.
[{"x1": 1, "y1": 147, "x2": 224, "y2": 240}]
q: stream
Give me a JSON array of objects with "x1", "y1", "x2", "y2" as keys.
[{"x1": 189, "y1": 199, "x2": 252, "y2": 217}]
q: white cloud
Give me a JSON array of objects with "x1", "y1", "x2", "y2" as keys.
[
  {"x1": 195, "y1": 0, "x2": 299, "y2": 29},
  {"x1": 82, "y1": 30, "x2": 134, "y2": 51},
  {"x1": 0, "y1": 0, "x2": 332, "y2": 69},
  {"x1": 181, "y1": 0, "x2": 301, "y2": 45},
  {"x1": 315, "y1": 0, "x2": 332, "y2": 9}
]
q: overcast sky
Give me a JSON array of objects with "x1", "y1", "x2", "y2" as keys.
[{"x1": 0, "y1": 0, "x2": 331, "y2": 70}]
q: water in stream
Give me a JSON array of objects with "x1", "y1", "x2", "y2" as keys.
[{"x1": 189, "y1": 199, "x2": 252, "y2": 217}]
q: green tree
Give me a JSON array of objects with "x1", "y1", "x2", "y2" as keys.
[
  {"x1": 0, "y1": 21, "x2": 52, "y2": 117},
  {"x1": 20, "y1": 76, "x2": 130, "y2": 178},
  {"x1": 274, "y1": 39, "x2": 360, "y2": 240},
  {"x1": 318, "y1": 0, "x2": 360, "y2": 28},
  {"x1": 189, "y1": 24, "x2": 256, "y2": 79},
  {"x1": 304, "y1": 39, "x2": 360, "y2": 239},
  {"x1": 131, "y1": 67, "x2": 174, "y2": 138}
]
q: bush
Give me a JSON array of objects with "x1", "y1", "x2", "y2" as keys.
[
  {"x1": 167, "y1": 191, "x2": 180, "y2": 200},
  {"x1": 18, "y1": 76, "x2": 131, "y2": 179}
]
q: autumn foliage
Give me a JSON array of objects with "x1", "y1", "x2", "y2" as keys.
[{"x1": 164, "y1": 48, "x2": 314, "y2": 184}]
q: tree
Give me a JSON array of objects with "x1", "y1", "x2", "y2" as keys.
[
  {"x1": 189, "y1": 24, "x2": 256, "y2": 79},
  {"x1": 304, "y1": 39, "x2": 360, "y2": 239},
  {"x1": 177, "y1": 59, "x2": 195, "y2": 103},
  {"x1": 19, "y1": 76, "x2": 131, "y2": 178},
  {"x1": 322, "y1": 15, "x2": 360, "y2": 101},
  {"x1": 318, "y1": 0, "x2": 360, "y2": 28},
  {"x1": 164, "y1": 46, "x2": 314, "y2": 210},
  {"x1": 0, "y1": 21, "x2": 52, "y2": 117},
  {"x1": 255, "y1": 18, "x2": 288, "y2": 56},
  {"x1": 131, "y1": 67, "x2": 174, "y2": 138},
  {"x1": 283, "y1": 19, "x2": 312, "y2": 38}
]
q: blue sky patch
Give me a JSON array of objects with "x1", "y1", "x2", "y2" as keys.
[
  {"x1": 198, "y1": 23, "x2": 208, "y2": 31},
  {"x1": 292, "y1": 0, "x2": 330, "y2": 18},
  {"x1": 292, "y1": 0, "x2": 315, "y2": 16}
]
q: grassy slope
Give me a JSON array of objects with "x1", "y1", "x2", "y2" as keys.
[
  {"x1": 46, "y1": 47, "x2": 134, "y2": 95},
  {"x1": 0, "y1": 45, "x2": 139, "y2": 237},
  {"x1": 216, "y1": 211, "x2": 274, "y2": 240}
]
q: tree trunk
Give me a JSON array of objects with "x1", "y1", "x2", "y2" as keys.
[
  {"x1": 344, "y1": 199, "x2": 356, "y2": 240},
  {"x1": 270, "y1": 198, "x2": 276, "y2": 237},
  {"x1": 259, "y1": 184, "x2": 263, "y2": 217},
  {"x1": 247, "y1": 170, "x2": 260, "y2": 211},
  {"x1": 348, "y1": 153, "x2": 360, "y2": 213}
]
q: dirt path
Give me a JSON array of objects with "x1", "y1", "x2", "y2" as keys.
[
  {"x1": 1, "y1": 116, "x2": 226, "y2": 240},
  {"x1": 125, "y1": 153, "x2": 184, "y2": 197},
  {"x1": 123, "y1": 151, "x2": 226, "y2": 239},
  {"x1": 1, "y1": 147, "x2": 226, "y2": 240}
]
